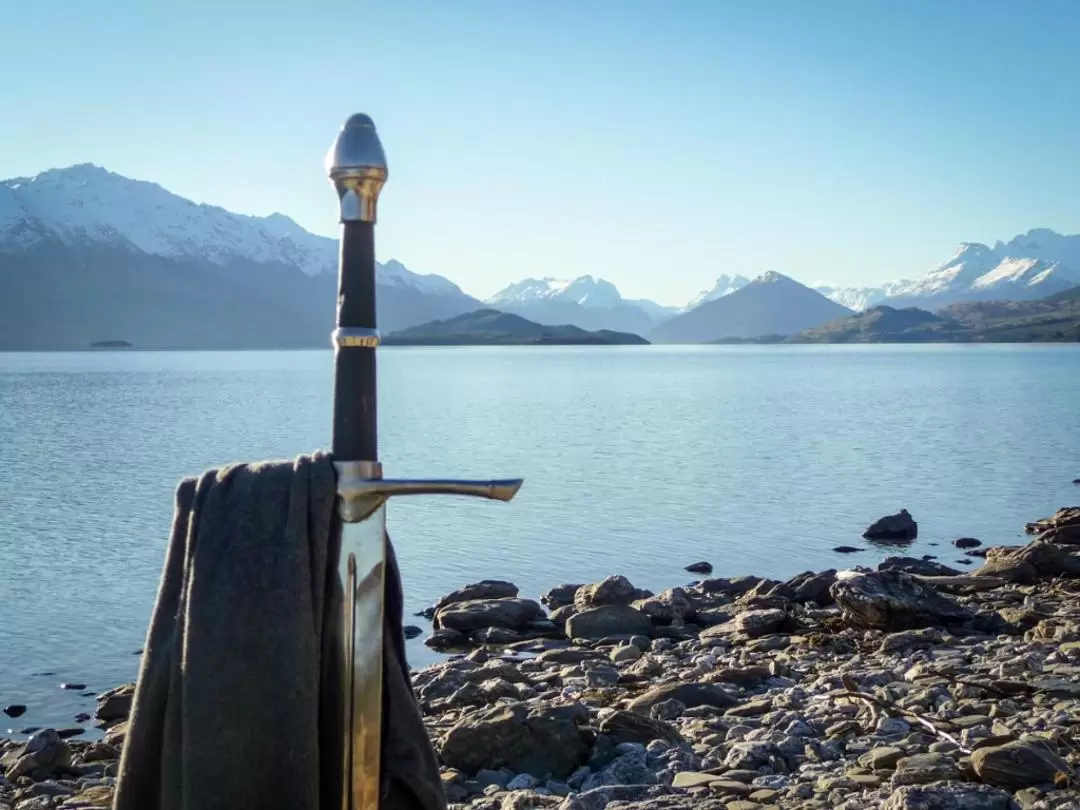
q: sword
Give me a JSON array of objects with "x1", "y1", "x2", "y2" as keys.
[{"x1": 325, "y1": 113, "x2": 524, "y2": 810}]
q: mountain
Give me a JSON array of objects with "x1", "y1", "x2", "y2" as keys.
[
  {"x1": 791, "y1": 285, "x2": 1080, "y2": 343},
  {"x1": 486, "y1": 275, "x2": 672, "y2": 334},
  {"x1": 0, "y1": 164, "x2": 481, "y2": 349},
  {"x1": 686, "y1": 274, "x2": 751, "y2": 310},
  {"x1": 817, "y1": 229, "x2": 1080, "y2": 312},
  {"x1": 382, "y1": 308, "x2": 649, "y2": 345},
  {"x1": 650, "y1": 271, "x2": 855, "y2": 343}
]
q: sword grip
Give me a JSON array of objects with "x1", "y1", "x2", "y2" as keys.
[{"x1": 332, "y1": 221, "x2": 378, "y2": 463}]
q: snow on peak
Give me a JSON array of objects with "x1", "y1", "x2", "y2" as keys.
[
  {"x1": 686, "y1": 274, "x2": 750, "y2": 309},
  {"x1": 0, "y1": 164, "x2": 467, "y2": 295},
  {"x1": 487, "y1": 274, "x2": 625, "y2": 309}
]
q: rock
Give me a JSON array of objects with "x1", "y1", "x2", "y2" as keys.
[
  {"x1": 830, "y1": 569, "x2": 974, "y2": 630},
  {"x1": 973, "y1": 557, "x2": 1038, "y2": 585},
  {"x1": 79, "y1": 741, "x2": 118, "y2": 763},
  {"x1": 631, "y1": 588, "x2": 695, "y2": 625},
  {"x1": 970, "y1": 739, "x2": 1072, "y2": 788},
  {"x1": 891, "y1": 752, "x2": 960, "y2": 786},
  {"x1": 596, "y1": 710, "x2": 682, "y2": 747},
  {"x1": 1026, "y1": 507, "x2": 1080, "y2": 545},
  {"x1": 2, "y1": 705, "x2": 26, "y2": 719},
  {"x1": 59, "y1": 683, "x2": 85, "y2": 691},
  {"x1": 542, "y1": 584, "x2": 583, "y2": 610},
  {"x1": 733, "y1": 608, "x2": 786, "y2": 638},
  {"x1": 403, "y1": 625, "x2": 423, "y2": 639},
  {"x1": 439, "y1": 703, "x2": 589, "y2": 779},
  {"x1": 628, "y1": 682, "x2": 738, "y2": 713},
  {"x1": 3, "y1": 729, "x2": 70, "y2": 780},
  {"x1": 610, "y1": 644, "x2": 642, "y2": 664},
  {"x1": 883, "y1": 783, "x2": 1017, "y2": 810},
  {"x1": 879, "y1": 556, "x2": 962, "y2": 577},
  {"x1": 425, "y1": 628, "x2": 470, "y2": 650},
  {"x1": 696, "y1": 576, "x2": 762, "y2": 596},
  {"x1": 581, "y1": 746, "x2": 656, "y2": 791},
  {"x1": 565, "y1": 605, "x2": 652, "y2": 640},
  {"x1": 711, "y1": 665, "x2": 770, "y2": 686},
  {"x1": 435, "y1": 580, "x2": 520, "y2": 611},
  {"x1": 780, "y1": 570, "x2": 837, "y2": 604},
  {"x1": 954, "y1": 537, "x2": 982, "y2": 549},
  {"x1": 557, "y1": 785, "x2": 677, "y2": 810},
  {"x1": 575, "y1": 576, "x2": 649, "y2": 609},
  {"x1": 434, "y1": 598, "x2": 546, "y2": 633},
  {"x1": 685, "y1": 561, "x2": 713, "y2": 574},
  {"x1": 833, "y1": 546, "x2": 864, "y2": 554},
  {"x1": 864, "y1": 509, "x2": 918, "y2": 541},
  {"x1": 472, "y1": 627, "x2": 529, "y2": 644},
  {"x1": 859, "y1": 745, "x2": 905, "y2": 770},
  {"x1": 94, "y1": 683, "x2": 135, "y2": 723},
  {"x1": 56, "y1": 727, "x2": 84, "y2": 739}
]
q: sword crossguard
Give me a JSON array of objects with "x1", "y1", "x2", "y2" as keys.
[{"x1": 334, "y1": 461, "x2": 523, "y2": 522}]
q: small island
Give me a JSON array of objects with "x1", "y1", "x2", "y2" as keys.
[{"x1": 382, "y1": 308, "x2": 650, "y2": 346}]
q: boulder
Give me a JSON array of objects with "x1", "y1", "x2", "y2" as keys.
[
  {"x1": 628, "y1": 682, "x2": 738, "y2": 713},
  {"x1": 953, "y1": 537, "x2": 982, "y2": 549},
  {"x1": 434, "y1": 580, "x2": 520, "y2": 611},
  {"x1": 574, "y1": 576, "x2": 650, "y2": 609},
  {"x1": 425, "y1": 628, "x2": 470, "y2": 650},
  {"x1": 970, "y1": 739, "x2": 1072, "y2": 788},
  {"x1": 631, "y1": 588, "x2": 695, "y2": 625},
  {"x1": 3, "y1": 728, "x2": 71, "y2": 780},
  {"x1": 733, "y1": 608, "x2": 787, "y2": 638},
  {"x1": 434, "y1": 598, "x2": 546, "y2": 633},
  {"x1": 778, "y1": 570, "x2": 837, "y2": 604},
  {"x1": 972, "y1": 556, "x2": 1038, "y2": 585},
  {"x1": 597, "y1": 710, "x2": 683, "y2": 746},
  {"x1": 695, "y1": 576, "x2": 762, "y2": 596},
  {"x1": 565, "y1": 605, "x2": 652, "y2": 640},
  {"x1": 542, "y1": 584, "x2": 583, "y2": 610},
  {"x1": 883, "y1": 783, "x2": 1017, "y2": 810},
  {"x1": 879, "y1": 557, "x2": 961, "y2": 577},
  {"x1": 830, "y1": 569, "x2": 974, "y2": 631},
  {"x1": 684, "y1": 561, "x2": 713, "y2": 574},
  {"x1": 833, "y1": 546, "x2": 864, "y2": 554},
  {"x1": 1025, "y1": 506, "x2": 1080, "y2": 545},
  {"x1": 863, "y1": 509, "x2": 918, "y2": 541},
  {"x1": 95, "y1": 683, "x2": 135, "y2": 723},
  {"x1": 438, "y1": 703, "x2": 589, "y2": 779}
]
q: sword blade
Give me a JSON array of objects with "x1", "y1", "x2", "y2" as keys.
[{"x1": 339, "y1": 503, "x2": 387, "y2": 810}]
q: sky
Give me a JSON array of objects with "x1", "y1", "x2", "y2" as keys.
[{"x1": 3, "y1": 0, "x2": 1080, "y2": 306}]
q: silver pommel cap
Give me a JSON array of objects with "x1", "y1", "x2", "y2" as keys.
[{"x1": 325, "y1": 113, "x2": 388, "y2": 223}]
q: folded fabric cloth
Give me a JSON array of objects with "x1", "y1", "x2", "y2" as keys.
[{"x1": 112, "y1": 452, "x2": 445, "y2": 810}]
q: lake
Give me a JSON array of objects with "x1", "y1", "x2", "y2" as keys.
[{"x1": 1, "y1": 344, "x2": 1078, "y2": 735}]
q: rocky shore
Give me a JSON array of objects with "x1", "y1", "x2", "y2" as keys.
[{"x1": 5, "y1": 506, "x2": 1080, "y2": 810}]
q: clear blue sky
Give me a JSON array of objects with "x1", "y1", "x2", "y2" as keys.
[{"x1": 3, "y1": 0, "x2": 1079, "y2": 305}]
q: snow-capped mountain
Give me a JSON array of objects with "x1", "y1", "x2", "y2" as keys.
[
  {"x1": 652, "y1": 271, "x2": 854, "y2": 343},
  {"x1": 486, "y1": 275, "x2": 671, "y2": 334},
  {"x1": 0, "y1": 164, "x2": 481, "y2": 349},
  {"x1": 816, "y1": 229, "x2": 1080, "y2": 312},
  {"x1": 686, "y1": 274, "x2": 751, "y2": 310}
]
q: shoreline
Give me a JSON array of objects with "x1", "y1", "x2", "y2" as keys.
[{"x1": 4, "y1": 507, "x2": 1080, "y2": 809}]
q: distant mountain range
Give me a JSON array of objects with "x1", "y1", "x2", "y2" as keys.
[
  {"x1": 383, "y1": 308, "x2": 649, "y2": 346},
  {"x1": 651, "y1": 271, "x2": 854, "y2": 343},
  {"x1": 790, "y1": 285, "x2": 1080, "y2": 344},
  {"x1": 485, "y1": 276, "x2": 675, "y2": 336},
  {"x1": 815, "y1": 229, "x2": 1080, "y2": 311},
  {"x1": 0, "y1": 165, "x2": 481, "y2": 349},
  {"x1": 3, "y1": 163, "x2": 1080, "y2": 349}
]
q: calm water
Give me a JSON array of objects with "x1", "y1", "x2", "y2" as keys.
[{"x1": 2, "y1": 345, "x2": 1078, "y2": 734}]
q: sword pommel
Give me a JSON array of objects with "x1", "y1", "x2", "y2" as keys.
[{"x1": 326, "y1": 113, "x2": 388, "y2": 224}]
